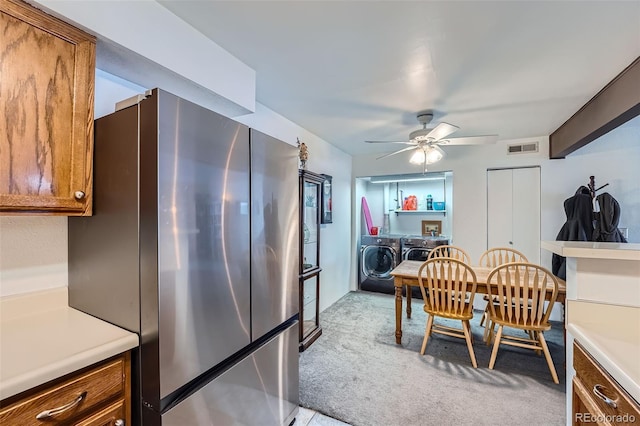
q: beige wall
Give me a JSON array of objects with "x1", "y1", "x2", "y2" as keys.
[{"x1": 0, "y1": 217, "x2": 68, "y2": 296}]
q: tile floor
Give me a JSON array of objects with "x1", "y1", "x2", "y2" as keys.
[{"x1": 295, "y1": 407, "x2": 351, "y2": 426}]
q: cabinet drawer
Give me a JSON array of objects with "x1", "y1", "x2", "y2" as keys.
[
  {"x1": 0, "y1": 356, "x2": 125, "y2": 425},
  {"x1": 75, "y1": 400, "x2": 125, "y2": 426},
  {"x1": 573, "y1": 377, "x2": 612, "y2": 425},
  {"x1": 573, "y1": 342, "x2": 640, "y2": 422}
]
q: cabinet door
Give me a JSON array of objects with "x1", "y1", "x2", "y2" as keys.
[
  {"x1": 298, "y1": 170, "x2": 324, "y2": 351},
  {"x1": 0, "y1": 0, "x2": 96, "y2": 215},
  {"x1": 301, "y1": 177, "x2": 321, "y2": 271}
]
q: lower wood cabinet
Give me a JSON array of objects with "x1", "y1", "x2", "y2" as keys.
[
  {"x1": 75, "y1": 400, "x2": 125, "y2": 426},
  {"x1": 572, "y1": 342, "x2": 639, "y2": 425},
  {"x1": 0, "y1": 351, "x2": 131, "y2": 426}
]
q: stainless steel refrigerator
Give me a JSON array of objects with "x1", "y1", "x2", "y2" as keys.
[{"x1": 68, "y1": 89, "x2": 299, "y2": 425}]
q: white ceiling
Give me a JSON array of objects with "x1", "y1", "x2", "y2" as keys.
[{"x1": 158, "y1": 1, "x2": 640, "y2": 156}]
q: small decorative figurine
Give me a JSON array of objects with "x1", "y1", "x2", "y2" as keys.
[{"x1": 297, "y1": 138, "x2": 308, "y2": 170}]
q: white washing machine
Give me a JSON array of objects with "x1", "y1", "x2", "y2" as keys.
[{"x1": 359, "y1": 235, "x2": 402, "y2": 295}]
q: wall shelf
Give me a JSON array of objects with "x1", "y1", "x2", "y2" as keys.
[{"x1": 394, "y1": 210, "x2": 446, "y2": 216}]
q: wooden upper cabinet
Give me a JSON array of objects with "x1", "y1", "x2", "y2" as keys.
[{"x1": 0, "y1": 0, "x2": 96, "y2": 215}]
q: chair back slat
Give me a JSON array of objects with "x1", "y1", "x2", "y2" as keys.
[
  {"x1": 532, "y1": 271, "x2": 545, "y2": 326},
  {"x1": 518, "y1": 266, "x2": 526, "y2": 324},
  {"x1": 530, "y1": 268, "x2": 539, "y2": 325},
  {"x1": 428, "y1": 245, "x2": 471, "y2": 265},
  {"x1": 496, "y1": 272, "x2": 505, "y2": 319},
  {"x1": 487, "y1": 262, "x2": 559, "y2": 328},
  {"x1": 418, "y1": 257, "x2": 477, "y2": 317},
  {"x1": 479, "y1": 247, "x2": 528, "y2": 268}
]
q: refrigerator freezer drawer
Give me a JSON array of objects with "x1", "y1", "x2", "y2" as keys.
[{"x1": 162, "y1": 321, "x2": 299, "y2": 426}]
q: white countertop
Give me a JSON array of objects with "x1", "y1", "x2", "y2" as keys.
[
  {"x1": 0, "y1": 287, "x2": 138, "y2": 400},
  {"x1": 567, "y1": 300, "x2": 640, "y2": 404},
  {"x1": 541, "y1": 241, "x2": 640, "y2": 260}
]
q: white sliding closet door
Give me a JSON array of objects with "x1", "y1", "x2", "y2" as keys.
[
  {"x1": 487, "y1": 167, "x2": 540, "y2": 263},
  {"x1": 487, "y1": 169, "x2": 513, "y2": 251}
]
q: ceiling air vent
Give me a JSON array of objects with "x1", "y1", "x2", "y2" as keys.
[{"x1": 507, "y1": 141, "x2": 539, "y2": 155}]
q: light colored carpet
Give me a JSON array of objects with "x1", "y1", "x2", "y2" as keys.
[{"x1": 299, "y1": 291, "x2": 566, "y2": 426}]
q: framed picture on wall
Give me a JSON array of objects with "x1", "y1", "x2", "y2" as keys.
[
  {"x1": 321, "y1": 174, "x2": 332, "y2": 224},
  {"x1": 421, "y1": 220, "x2": 441, "y2": 236}
]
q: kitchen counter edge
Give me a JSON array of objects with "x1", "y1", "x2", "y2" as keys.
[
  {"x1": 541, "y1": 241, "x2": 640, "y2": 260},
  {"x1": 0, "y1": 287, "x2": 139, "y2": 400}
]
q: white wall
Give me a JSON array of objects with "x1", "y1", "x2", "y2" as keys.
[
  {"x1": 94, "y1": 69, "x2": 146, "y2": 118},
  {"x1": 350, "y1": 178, "x2": 368, "y2": 291},
  {"x1": 359, "y1": 181, "x2": 384, "y2": 233},
  {"x1": 353, "y1": 119, "x2": 640, "y2": 271}
]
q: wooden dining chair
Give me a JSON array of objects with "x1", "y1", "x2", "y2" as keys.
[
  {"x1": 478, "y1": 247, "x2": 528, "y2": 268},
  {"x1": 485, "y1": 262, "x2": 560, "y2": 384},
  {"x1": 418, "y1": 257, "x2": 478, "y2": 367},
  {"x1": 478, "y1": 248, "x2": 528, "y2": 329},
  {"x1": 427, "y1": 245, "x2": 471, "y2": 264}
]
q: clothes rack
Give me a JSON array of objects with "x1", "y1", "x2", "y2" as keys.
[
  {"x1": 552, "y1": 175, "x2": 625, "y2": 280},
  {"x1": 588, "y1": 175, "x2": 609, "y2": 201}
]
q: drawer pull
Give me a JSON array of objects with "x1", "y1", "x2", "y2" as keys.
[
  {"x1": 593, "y1": 384, "x2": 617, "y2": 409},
  {"x1": 35, "y1": 391, "x2": 87, "y2": 420}
]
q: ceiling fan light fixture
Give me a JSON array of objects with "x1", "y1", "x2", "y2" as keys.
[
  {"x1": 409, "y1": 149, "x2": 426, "y2": 165},
  {"x1": 425, "y1": 145, "x2": 444, "y2": 164},
  {"x1": 409, "y1": 145, "x2": 444, "y2": 165}
]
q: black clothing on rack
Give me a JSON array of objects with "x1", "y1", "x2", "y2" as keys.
[
  {"x1": 552, "y1": 184, "x2": 628, "y2": 280},
  {"x1": 551, "y1": 186, "x2": 594, "y2": 280},
  {"x1": 593, "y1": 192, "x2": 627, "y2": 243}
]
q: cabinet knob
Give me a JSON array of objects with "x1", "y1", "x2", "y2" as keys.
[
  {"x1": 114, "y1": 420, "x2": 125, "y2": 426},
  {"x1": 74, "y1": 191, "x2": 85, "y2": 200}
]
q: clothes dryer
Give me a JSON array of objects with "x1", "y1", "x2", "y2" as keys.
[
  {"x1": 359, "y1": 235, "x2": 402, "y2": 295},
  {"x1": 400, "y1": 235, "x2": 450, "y2": 298},
  {"x1": 401, "y1": 235, "x2": 450, "y2": 262}
]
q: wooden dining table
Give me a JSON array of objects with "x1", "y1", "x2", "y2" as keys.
[{"x1": 389, "y1": 260, "x2": 567, "y2": 344}]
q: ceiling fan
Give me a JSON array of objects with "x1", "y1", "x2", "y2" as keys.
[{"x1": 365, "y1": 112, "x2": 498, "y2": 172}]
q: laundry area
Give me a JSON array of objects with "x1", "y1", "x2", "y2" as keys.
[{"x1": 356, "y1": 172, "x2": 453, "y2": 296}]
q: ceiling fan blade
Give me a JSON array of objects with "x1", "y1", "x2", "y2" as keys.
[
  {"x1": 425, "y1": 122, "x2": 459, "y2": 141},
  {"x1": 365, "y1": 140, "x2": 417, "y2": 145},
  {"x1": 438, "y1": 135, "x2": 499, "y2": 145},
  {"x1": 376, "y1": 146, "x2": 417, "y2": 160}
]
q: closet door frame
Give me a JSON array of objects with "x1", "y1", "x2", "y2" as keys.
[{"x1": 486, "y1": 166, "x2": 541, "y2": 264}]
